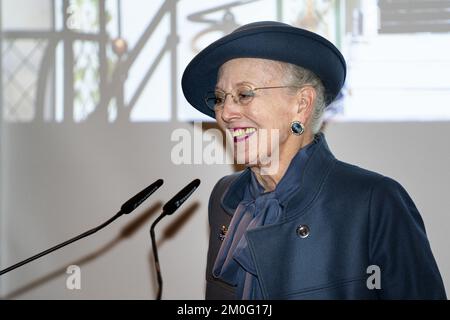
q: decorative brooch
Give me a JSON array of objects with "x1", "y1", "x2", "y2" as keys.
[{"x1": 219, "y1": 225, "x2": 228, "y2": 241}]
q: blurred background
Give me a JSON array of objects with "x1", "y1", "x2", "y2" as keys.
[{"x1": 0, "y1": 0, "x2": 449, "y2": 299}]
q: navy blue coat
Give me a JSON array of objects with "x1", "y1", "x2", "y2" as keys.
[{"x1": 206, "y1": 134, "x2": 446, "y2": 299}]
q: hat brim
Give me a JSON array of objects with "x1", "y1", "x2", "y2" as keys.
[{"x1": 182, "y1": 23, "x2": 346, "y2": 119}]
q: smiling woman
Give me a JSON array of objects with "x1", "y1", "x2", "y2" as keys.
[
  {"x1": 214, "y1": 57, "x2": 319, "y2": 188},
  {"x1": 181, "y1": 21, "x2": 447, "y2": 300}
]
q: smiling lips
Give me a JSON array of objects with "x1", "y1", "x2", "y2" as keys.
[{"x1": 231, "y1": 127, "x2": 257, "y2": 142}]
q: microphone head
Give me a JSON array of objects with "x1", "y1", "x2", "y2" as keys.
[
  {"x1": 120, "y1": 179, "x2": 164, "y2": 214},
  {"x1": 163, "y1": 179, "x2": 200, "y2": 215}
]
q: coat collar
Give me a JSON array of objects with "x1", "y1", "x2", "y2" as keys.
[{"x1": 220, "y1": 132, "x2": 336, "y2": 220}]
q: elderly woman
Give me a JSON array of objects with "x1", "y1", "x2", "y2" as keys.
[{"x1": 182, "y1": 21, "x2": 446, "y2": 300}]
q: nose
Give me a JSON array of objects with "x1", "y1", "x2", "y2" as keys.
[{"x1": 220, "y1": 93, "x2": 241, "y2": 123}]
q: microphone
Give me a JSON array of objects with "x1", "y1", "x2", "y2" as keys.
[
  {"x1": 0, "y1": 179, "x2": 164, "y2": 276},
  {"x1": 150, "y1": 179, "x2": 201, "y2": 300},
  {"x1": 120, "y1": 179, "x2": 164, "y2": 214}
]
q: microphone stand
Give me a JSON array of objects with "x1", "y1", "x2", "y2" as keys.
[
  {"x1": 0, "y1": 179, "x2": 164, "y2": 276},
  {"x1": 0, "y1": 212, "x2": 123, "y2": 276},
  {"x1": 150, "y1": 212, "x2": 167, "y2": 300},
  {"x1": 149, "y1": 179, "x2": 200, "y2": 300}
]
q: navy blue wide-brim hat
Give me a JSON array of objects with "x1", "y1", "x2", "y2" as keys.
[{"x1": 182, "y1": 21, "x2": 346, "y2": 119}]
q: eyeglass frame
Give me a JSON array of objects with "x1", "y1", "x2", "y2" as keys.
[{"x1": 204, "y1": 85, "x2": 304, "y2": 111}]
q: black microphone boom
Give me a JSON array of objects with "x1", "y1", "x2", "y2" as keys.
[
  {"x1": 150, "y1": 179, "x2": 201, "y2": 300},
  {"x1": 162, "y1": 179, "x2": 201, "y2": 215},
  {"x1": 0, "y1": 179, "x2": 164, "y2": 276},
  {"x1": 121, "y1": 179, "x2": 164, "y2": 214}
]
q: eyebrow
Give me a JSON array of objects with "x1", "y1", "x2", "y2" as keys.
[{"x1": 215, "y1": 81, "x2": 255, "y2": 91}]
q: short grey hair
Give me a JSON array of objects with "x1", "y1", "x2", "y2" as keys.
[{"x1": 278, "y1": 62, "x2": 327, "y2": 134}]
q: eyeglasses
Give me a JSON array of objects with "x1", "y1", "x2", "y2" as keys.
[{"x1": 204, "y1": 85, "x2": 302, "y2": 111}]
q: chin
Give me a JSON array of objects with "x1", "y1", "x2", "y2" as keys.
[
  {"x1": 234, "y1": 152, "x2": 257, "y2": 166},
  {"x1": 234, "y1": 137, "x2": 276, "y2": 163}
]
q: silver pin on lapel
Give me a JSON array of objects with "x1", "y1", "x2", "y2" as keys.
[{"x1": 219, "y1": 225, "x2": 228, "y2": 241}]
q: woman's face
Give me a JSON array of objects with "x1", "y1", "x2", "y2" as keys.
[{"x1": 215, "y1": 58, "x2": 303, "y2": 168}]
